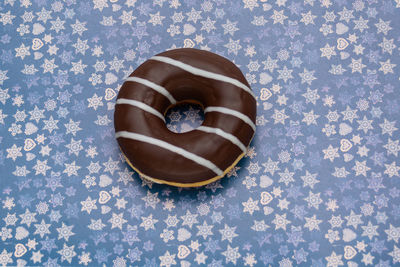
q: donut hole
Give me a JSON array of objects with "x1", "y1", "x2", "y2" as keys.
[{"x1": 164, "y1": 101, "x2": 204, "y2": 133}]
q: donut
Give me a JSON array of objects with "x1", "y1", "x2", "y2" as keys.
[{"x1": 114, "y1": 48, "x2": 256, "y2": 187}]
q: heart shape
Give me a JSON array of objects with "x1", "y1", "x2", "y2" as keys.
[
  {"x1": 263, "y1": 206, "x2": 274, "y2": 215},
  {"x1": 98, "y1": 191, "x2": 111, "y2": 204},
  {"x1": 177, "y1": 245, "x2": 191, "y2": 259},
  {"x1": 339, "y1": 123, "x2": 352, "y2": 136},
  {"x1": 32, "y1": 38, "x2": 44, "y2": 50},
  {"x1": 32, "y1": 23, "x2": 45, "y2": 35},
  {"x1": 336, "y1": 23, "x2": 349, "y2": 35},
  {"x1": 183, "y1": 24, "x2": 196, "y2": 36},
  {"x1": 340, "y1": 52, "x2": 349, "y2": 60},
  {"x1": 107, "y1": 102, "x2": 115, "y2": 110},
  {"x1": 17, "y1": 259, "x2": 27, "y2": 266},
  {"x1": 24, "y1": 138, "x2": 36, "y2": 151},
  {"x1": 260, "y1": 73, "x2": 272, "y2": 85},
  {"x1": 340, "y1": 139, "x2": 352, "y2": 152},
  {"x1": 112, "y1": 4, "x2": 121, "y2": 11},
  {"x1": 183, "y1": 39, "x2": 195, "y2": 48},
  {"x1": 99, "y1": 174, "x2": 112, "y2": 187},
  {"x1": 260, "y1": 192, "x2": 273, "y2": 205},
  {"x1": 343, "y1": 153, "x2": 354, "y2": 162},
  {"x1": 105, "y1": 88, "x2": 116, "y2": 101},
  {"x1": 26, "y1": 152, "x2": 36, "y2": 161},
  {"x1": 260, "y1": 175, "x2": 273, "y2": 188},
  {"x1": 263, "y1": 3, "x2": 272, "y2": 10},
  {"x1": 260, "y1": 88, "x2": 272, "y2": 101},
  {"x1": 34, "y1": 52, "x2": 43, "y2": 60},
  {"x1": 343, "y1": 228, "x2": 357, "y2": 242},
  {"x1": 344, "y1": 245, "x2": 357, "y2": 259},
  {"x1": 337, "y1": 38, "x2": 349, "y2": 50},
  {"x1": 101, "y1": 205, "x2": 111, "y2": 214},
  {"x1": 14, "y1": 244, "x2": 27, "y2": 257},
  {"x1": 105, "y1": 72, "x2": 118, "y2": 85},
  {"x1": 15, "y1": 227, "x2": 29, "y2": 240},
  {"x1": 177, "y1": 228, "x2": 192, "y2": 242},
  {"x1": 263, "y1": 102, "x2": 272, "y2": 110},
  {"x1": 24, "y1": 122, "x2": 38, "y2": 135}
]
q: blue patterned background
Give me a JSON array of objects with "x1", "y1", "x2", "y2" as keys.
[{"x1": 1, "y1": 0, "x2": 400, "y2": 266}]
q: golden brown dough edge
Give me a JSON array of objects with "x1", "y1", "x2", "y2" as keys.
[{"x1": 118, "y1": 131, "x2": 255, "y2": 187}]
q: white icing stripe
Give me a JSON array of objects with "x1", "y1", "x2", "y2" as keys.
[
  {"x1": 150, "y1": 56, "x2": 256, "y2": 99},
  {"x1": 204, "y1": 106, "x2": 256, "y2": 132},
  {"x1": 125, "y1": 76, "x2": 177, "y2": 104},
  {"x1": 197, "y1": 126, "x2": 247, "y2": 153},
  {"x1": 115, "y1": 131, "x2": 224, "y2": 176},
  {"x1": 117, "y1": 98, "x2": 165, "y2": 122}
]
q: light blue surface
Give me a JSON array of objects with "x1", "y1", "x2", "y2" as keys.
[{"x1": 0, "y1": 0, "x2": 400, "y2": 266}]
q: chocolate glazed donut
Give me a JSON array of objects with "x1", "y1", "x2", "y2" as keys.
[{"x1": 114, "y1": 48, "x2": 256, "y2": 187}]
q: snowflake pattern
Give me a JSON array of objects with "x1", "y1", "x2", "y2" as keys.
[{"x1": 1, "y1": 0, "x2": 400, "y2": 266}]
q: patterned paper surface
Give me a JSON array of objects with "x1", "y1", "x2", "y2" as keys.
[{"x1": 1, "y1": 0, "x2": 400, "y2": 266}]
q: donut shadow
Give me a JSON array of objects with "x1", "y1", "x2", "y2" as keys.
[
  {"x1": 116, "y1": 101, "x2": 254, "y2": 206},
  {"x1": 121, "y1": 139, "x2": 253, "y2": 207}
]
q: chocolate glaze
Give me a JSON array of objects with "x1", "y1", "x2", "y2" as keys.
[{"x1": 114, "y1": 48, "x2": 256, "y2": 184}]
